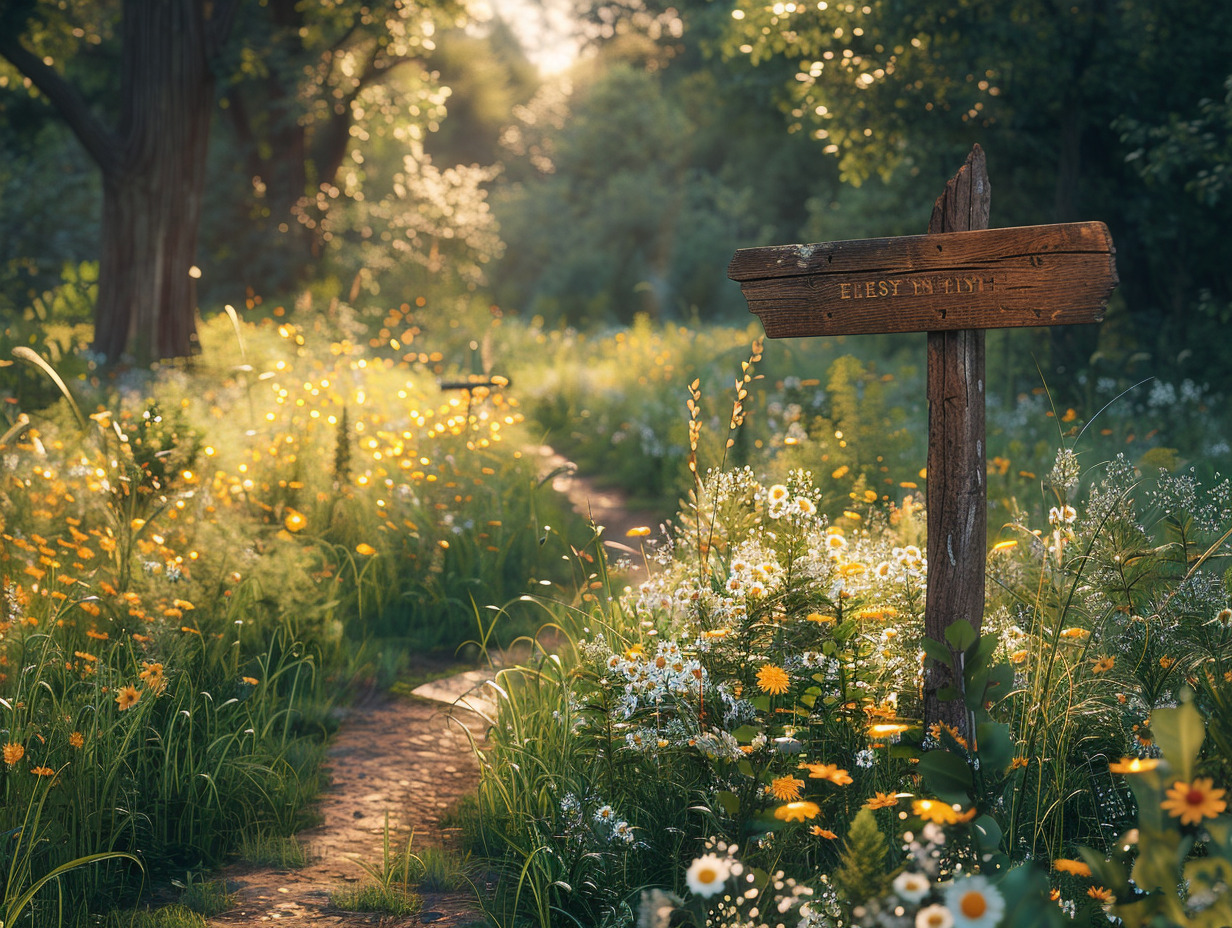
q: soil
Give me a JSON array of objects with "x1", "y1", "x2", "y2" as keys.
[{"x1": 205, "y1": 685, "x2": 489, "y2": 927}]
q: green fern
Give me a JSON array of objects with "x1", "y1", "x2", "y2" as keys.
[{"x1": 833, "y1": 808, "x2": 889, "y2": 908}]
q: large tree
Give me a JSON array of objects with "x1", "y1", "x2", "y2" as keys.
[{"x1": 0, "y1": 0, "x2": 239, "y2": 364}]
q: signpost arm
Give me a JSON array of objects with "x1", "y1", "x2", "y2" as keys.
[{"x1": 924, "y1": 145, "x2": 991, "y2": 737}]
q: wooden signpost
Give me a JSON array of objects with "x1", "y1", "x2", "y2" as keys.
[{"x1": 728, "y1": 145, "x2": 1118, "y2": 732}]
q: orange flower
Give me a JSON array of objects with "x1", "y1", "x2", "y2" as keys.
[
  {"x1": 800, "y1": 762, "x2": 853, "y2": 785},
  {"x1": 1053, "y1": 858, "x2": 1092, "y2": 877},
  {"x1": 1161, "y1": 777, "x2": 1227, "y2": 825},
  {"x1": 1087, "y1": 886, "x2": 1115, "y2": 903},
  {"x1": 1091, "y1": 656, "x2": 1115, "y2": 674},
  {"x1": 912, "y1": 799, "x2": 975, "y2": 825},
  {"x1": 769, "y1": 775, "x2": 805, "y2": 802},
  {"x1": 755, "y1": 664, "x2": 790, "y2": 696},
  {"x1": 355, "y1": 543, "x2": 377, "y2": 556},
  {"x1": 283, "y1": 509, "x2": 307, "y2": 532},
  {"x1": 68, "y1": 731, "x2": 84, "y2": 750},
  {"x1": 85, "y1": 629, "x2": 109, "y2": 640},
  {"x1": 31, "y1": 766, "x2": 55, "y2": 777},
  {"x1": 3, "y1": 742, "x2": 24, "y2": 766},
  {"x1": 863, "y1": 791, "x2": 899, "y2": 810},
  {"x1": 1108, "y1": 757, "x2": 1160, "y2": 775},
  {"x1": 115, "y1": 685, "x2": 142, "y2": 711},
  {"x1": 773, "y1": 801, "x2": 821, "y2": 822},
  {"x1": 809, "y1": 825, "x2": 838, "y2": 838}
]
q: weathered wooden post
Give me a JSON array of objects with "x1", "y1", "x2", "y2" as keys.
[{"x1": 727, "y1": 145, "x2": 1117, "y2": 734}]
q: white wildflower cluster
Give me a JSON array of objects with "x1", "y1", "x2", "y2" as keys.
[
  {"x1": 1047, "y1": 446, "x2": 1082, "y2": 493},
  {"x1": 631, "y1": 574, "x2": 705, "y2": 625},
  {"x1": 600, "y1": 639, "x2": 707, "y2": 714},
  {"x1": 592, "y1": 803, "x2": 636, "y2": 844},
  {"x1": 726, "y1": 542, "x2": 786, "y2": 599},
  {"x1": 763, "y1": 482, "x2": 819, "y2": 521},
  {"x1": 639, "y1": 841, "x2": 819, "y2": 928},
  {"x1": 559, "y1": 793, "x2": 636, "y2": 846}
]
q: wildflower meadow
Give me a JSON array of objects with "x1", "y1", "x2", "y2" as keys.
[{"x1": 4, "y1": 1, "x2": 1232, "y2": 924}]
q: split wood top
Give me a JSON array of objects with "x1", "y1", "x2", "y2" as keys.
[{"x1": 728, "y1": 220, "x2": 1118, "y2": 338}]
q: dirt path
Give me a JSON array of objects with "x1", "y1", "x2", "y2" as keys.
[
  {"x1": 530, "y1": 444, "x2": 666, "y2": 585},
  {"x1": 206, "y1": 690, "x2": 487, "y2": 927},
  {"x1": 190, "y1": 450, "x2": 652, "y2": 926}
]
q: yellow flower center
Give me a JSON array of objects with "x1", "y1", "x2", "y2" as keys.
[
  {"x1": 696, "y1": 867, "x2": 717, "y2": 884},
  {"x1": 961, "y1": 891, "x2": 987, "y2": 919}
]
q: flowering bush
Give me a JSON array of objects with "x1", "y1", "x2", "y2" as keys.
[{"x1": 469, "y1": 353, "x2": 1232, "y2": 928}]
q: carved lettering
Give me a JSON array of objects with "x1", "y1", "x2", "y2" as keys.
[{"x1": 840, "y1": 275, "x2": 1002, "y2": 300}]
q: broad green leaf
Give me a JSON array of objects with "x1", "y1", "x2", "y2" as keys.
[
  {"x1": 944, "y1": 619, "x2": 978, "y2": 653},
  {"x1": 921, "y1": 637, "x2": 955, "y2": 671},
  {"x1": 732, "y1": 725, "x2": 760, "y2": 743},
  {"x1": 1152, "y1": 698, "x2": 1205, "y2": 783},
  {"x1": 966, "y1": 634, "x2": 999, "y2": 676},
  {"x1": 715, "y1": 790, "x2": 740, "y2": 816},
  {"x1": 972, "y1": 813, "x2": 1003, "y2": 853},
  {"x1": 975, "y1": 721, "x2": 1014, "y2": 774},
  {"x1": 917, "y1": 749, "x2": 972, "y2": 804}
]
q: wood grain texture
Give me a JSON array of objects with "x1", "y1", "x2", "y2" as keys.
[
  {"x1": 730, "y1": 222, "x2": 1117, "y2": 337},
  {"x1": 923, "y1": 145, "x2": 990, "y2": 737}
]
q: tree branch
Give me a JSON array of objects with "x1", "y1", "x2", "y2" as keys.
[{"x1": 0, "y1": 32, "x2": 122, "y2": 176}]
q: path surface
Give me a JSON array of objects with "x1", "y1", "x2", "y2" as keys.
[
  {"x1": 207, "y1": 688, "x2": 488, "y2": 927},
  {"x1": 195, "y1": 447, "x2": 651, "y2": 925},
  {"x1": 530, "y1": 444, "x2": 666, "y2": 585}
]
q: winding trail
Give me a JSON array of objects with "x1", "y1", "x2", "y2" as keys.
[
  {"x1": 207, "y1": 687, "x2": 488, "y2": 927},
  {"x1": 188, "y1": 446, "x2": 651, "y2": 925}
]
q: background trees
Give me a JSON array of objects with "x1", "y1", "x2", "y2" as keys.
[{"x1": 1, "y1": 0, "x2": 1229, "y2": 395}]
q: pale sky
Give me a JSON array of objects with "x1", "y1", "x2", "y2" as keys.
[{"x1": 478, "y1": 0, "x2": 583, "y2": 74}]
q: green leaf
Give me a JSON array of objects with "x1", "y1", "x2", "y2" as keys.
[
  {"x1": 982, "y1": 663, "x2": 1015, "y2": 705},
  {"x1": 975, "y1": 721, "x2": 1014, "y2": 774},
  {"x1": 972, "y1": 814, "x2": 1003, "y2": 853},
  {"x1": 944, "y1": 619, "x2": 978, "y2": 652},
  {"x1": 921, "y1": 636, "x2": 955, "y2": 671},
  {"x1": 1152, "y1": 697, "x2": 1205, "y2": 783},
  {"x1": 833, "y1": 620, "x2": 858, "y2": 642},
  {"x1": 966, "y1": 634, "x2": 999, "y2": 676},
  {"x1": 732, "y1": 725, "x2": 760, "y2": 743},
  {"x1": 917, "y1": 749, "x2": 973, "y2": 804},
  {"x1": 715, "y1": 790, "x2": 740, "y2": 816}
]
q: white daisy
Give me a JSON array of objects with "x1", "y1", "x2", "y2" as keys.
[
  {"x1": 944, "y1": 875, "x2": 1006, "y2": 928},
  {"x1": 916, "y1": 904, "x2": 954, "y2": 928},
  {"x1": 893, "y1": 871, "x2": 932, "y2": 903},
  {"x1": 684, "y1": 853, "x2": 731, "y2": 898}
]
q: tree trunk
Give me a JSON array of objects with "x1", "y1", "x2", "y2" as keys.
[{"x1": 92, "y1": 0, "x2": 216, "y2": 364}]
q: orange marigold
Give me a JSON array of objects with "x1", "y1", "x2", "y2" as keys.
[
  {"x1": 1161, "y1": 777, "x2": 1227, "y2": 825},
  {"x1": 755, "y1": 664, "x2": 790, "y2": 696},
  {"x1": 863, "y1": 791, "x2": 899, "y2": 810},
  {"x1": 800, "y1": 762, "x2": 853, "y2": 785},
  {"x1": 769, "y1": 776, "x2": 805, "y2": 802},
  {"x1": 1053, "y1": 858, "x2": 1092, "y2": 878},
  {"x1": 773, "y1": 801, "x2": 821, "y2": 822},
  {"x1": 3, "y1": 742, "x2": 23, "y2": 766}
]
